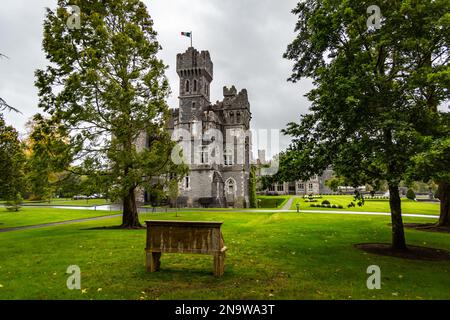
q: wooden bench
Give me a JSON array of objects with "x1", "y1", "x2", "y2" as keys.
[{"x1": 144, "y1": 220, "x2": 227, "y2": 277}]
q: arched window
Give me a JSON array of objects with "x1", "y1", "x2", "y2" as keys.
[
  {"x1": 193, "y1": 79, "x2": 197, "y2": 92},
  {"x1": 230, "y1": 112, "x2": 234, "y2": 123},
  {"x1": 236, "y1": 112, "x2": 241, "y2": 123},
  {"x1": 185, "y1": 80, "x2": 190, "y2": 93},
  {"x1": 224, "y1": 148, "x2": 233, "y2": 166},
  {"x1": 226, "y1": 178, "x2": 236, "y2": 195}
]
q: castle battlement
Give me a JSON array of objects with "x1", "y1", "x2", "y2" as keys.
[{"x1": 176, "y1": 47, "x2": 213, "y2": 82}]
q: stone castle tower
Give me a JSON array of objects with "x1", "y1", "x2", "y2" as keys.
[{"x1": 168, "y1": 47, "x2": 252, "y2": 208}]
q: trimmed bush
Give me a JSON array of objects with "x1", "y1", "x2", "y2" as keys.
[
  {"x1": 322, "y1": 200, "x2": 330, "y2": 205},
  {"x1": 406, "y1": 188, "x2": 416, "y2": 200}
]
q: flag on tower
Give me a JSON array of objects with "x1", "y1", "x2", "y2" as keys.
[{"x1": 181, "y1": 31, "x2": 193, "y2": 47}]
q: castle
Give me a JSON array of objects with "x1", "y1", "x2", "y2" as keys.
[{"x1": 141, "y1": 47, "x2": 252, "y2": 208}]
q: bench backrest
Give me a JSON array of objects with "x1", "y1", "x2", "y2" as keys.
[{"x1": 145, "y1": 220, "x2": 224, "y2": 254}]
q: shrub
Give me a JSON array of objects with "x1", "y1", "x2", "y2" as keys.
[
  {"x1": 338, "y1": 205, "x2": 343, "y2": 209},
  {"x1": 322, "y1": 200, "x2": 330, "y2": 205},
  {"x1": 5, "y1": 192, "x2": 23, "y2": 212},
  {"x1": 310, "y1": 204, "x2": 316, "y2": 207},
  {"x1": 406, "y1": 188, "x2": 416, "y2": 200}
]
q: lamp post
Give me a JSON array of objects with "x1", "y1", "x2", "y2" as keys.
[{"x1": 296, "y1": 202, "x2": 300, "y2": 213}]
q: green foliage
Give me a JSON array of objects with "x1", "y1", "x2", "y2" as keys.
[
  {"x1": 35, "y1": 0, "x2": 187, "y2": 225},
  {"x1": 25, "y1": 114, "x2": 72, "y2": 201},
  {"x1": 282, "y1": 0, "x2": 449, "y2": 248},
  {"x1": 249, "y1": 165, "x2": 257, "y2": 208},
  {"x1": 406, "y1": 188, "x2": 416, "y2": 200},
  {"x1": 0, "y1": 115, "x2": 26, "y2": 208},
  {"x1": 5, "y1": 193, "x2": 23, "y2": 212},
  {"x1": 325, "y1": 177, "x2": 344, "y2": 193},
  {"x1": 321, "y1": 200, "x2": 330, "y2": 205},
  {"x1": 256, "y1": 196, "x2": 288, "y2": 208}
]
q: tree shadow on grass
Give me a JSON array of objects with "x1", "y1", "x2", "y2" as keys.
[
  {"x1": 354, "y1": 243, "x2": 450, "y2": 261},
  {"x1": 81, "y1": 225, "x2": 145, "y2": 230},
  {"x1": 403, "y1": 223, "x2": 450, "y2": 234}
]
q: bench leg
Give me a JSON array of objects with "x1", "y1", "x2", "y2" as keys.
[
  {"x1": 213, "y1": 252, "x2": 225, "y2": 277},
  {"x1": 146, "y1": 252, "x2": 161, "y2": 272}
]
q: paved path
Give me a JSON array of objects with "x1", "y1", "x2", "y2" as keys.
[
  {"x1": 0, "y1": 206, "x2": 438, "y2": 233},
  {"x1": 281, "y1": 196, "x2": 297, "y2": 210}
]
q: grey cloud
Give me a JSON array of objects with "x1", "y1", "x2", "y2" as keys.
[{"x1": 0, "y1": 0, "x2": 311, "y2": 157}]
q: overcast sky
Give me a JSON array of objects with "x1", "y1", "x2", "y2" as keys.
[{"x1": 0, "y1": 0, "x2": 313, "y2": 159}]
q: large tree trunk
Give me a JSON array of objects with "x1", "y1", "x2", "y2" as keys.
[
  {"x1": 437, "y1": 181, "x2": 450, "y2": 227},
  {"x1": 121, "y1": 188, "x2": 142, "y2": 228},
  {"x1": 388, "y1": 184, "x2": 407, "y2": 251}
]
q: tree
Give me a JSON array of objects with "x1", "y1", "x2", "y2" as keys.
[
  {"x1": 409, "y1": 134, "x2": 450, "y2": 226},
  {"x1": 0, "y1": 115, "x2": 26, "y2": 210},
  {"x1": 283, "y1": 0, "x2": 449, "y2": 250},
  {"x1": 248, "y1": 165, "x2": 257, "y2": 208},
  {"x1": 25, "y1": 114, "x2": 72, "y2": 201},
  {"x1": 35, "y1": 0, "x2": 186, "y2": 228}
]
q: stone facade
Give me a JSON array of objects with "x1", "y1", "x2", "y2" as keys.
[
  {"x1": 263, "y1": 168, "x2": 335, "y2": 195},
  {"x1": 141, "y1": 47, "x2": 252, "y2": 208}
]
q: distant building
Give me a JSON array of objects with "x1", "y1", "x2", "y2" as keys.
[{"x1": 263, "y1": 168, "x2": 335, "y2": 195}]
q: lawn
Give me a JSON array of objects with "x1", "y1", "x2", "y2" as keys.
[
  {"x1": 290, "y1": 195, "x2": 440, "y2": 216},
  {"x1": 257, "y1": 196, "x2": 290, "y2": 209},
  {"x1": 0, "y1": 209, "x2": 449, "y2": 299},
  {"x1": 1, "y1": 198, "x2": 112, "y2": 207},
  {"x1": 0, "y1": 207, "x2": 116, "y2": 229}
]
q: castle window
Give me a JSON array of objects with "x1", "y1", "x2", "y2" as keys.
[
  {"x1": 298, "y1": 183, "x2": 304, "y2": 190},
  {"x1": 224, "y1": 148, "x2": 233, "y2": 166},
  {"x1": 309, "y1": 183, "x2": 314, "y2": 190},
  {"x1": 193, "y1": 79, "x2": 197, "y2": 92},
  {"x1": 200, "y1": 145, "x2": 209, "y2": 164},
  {"x1": 185, "y1": 80, "x2": 190, "y2": 93},
  {"x1": 184, "y1": 176, "x2": 190, "y2": 189},
  {"x1": 277, "y1": 184, "x2": 284, "y2": 192},
  {"x1": 226, "y1": 178, "x2": 236, "y2": 195},
  {"x1": 230, "y1": 112, "x2": 234, "y2": 123},
  {"x1": 236, "y1": 112, "x2": 241, "y2": 123},
  {"x1": 268, "y1": 185, "x2": 275, "y2": 192},
  {"x1": 192, "y1": 102, "x2": 196, "y2": 109}
]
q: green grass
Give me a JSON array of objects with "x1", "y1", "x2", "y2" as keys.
[
  {"x1": 290, "y1": 195, "x2": 440, "y2": 215},
  {"x1": 0, "y1": 209, "x2": 449, "y2": 299},
  {"x1": 1, "y1": 198, "x2": 112, "y2": 207},
  {"x1": 257, "y1": 196, "x2": 290, "y2": 208},
  {"x1": 0, "y1": 207, "x2": 115, "y2": 229}
]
